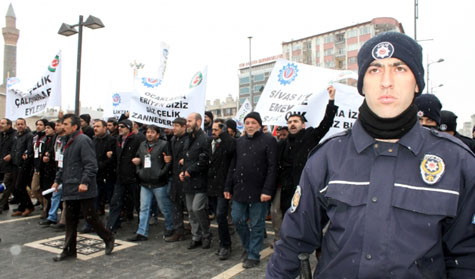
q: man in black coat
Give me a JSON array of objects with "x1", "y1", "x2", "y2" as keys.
[
  {"x1": 180, "y1": 113, "x2": 211, "y2": 249},
  {"x1": 165, "y1": 117, "x2": 189, "y2": 242},
  {"x1": 224, "y1": 112, "x2": 278, "y2": 269},
  {"x1": 273, "y1": 85, "x2": 338, "y2": 245},
  {"x1": 79, "y1": 114, "x2": 94, "y2": 139},
  {"x1": 107, "y1": 119, "x2": 143, "y2": 233},
  {"x1": 0, "y1": 118, "x2": 16, "y2": 213},
  {"x1": 208, "y1": 120, "x2": 235, "y2": 260},
  {"x1": 93, "y1": 120, "x2": 117, "y2": 215},
  {"x1": 51, "y1": 114, "x2": 114, "y2": 261},
  {"x1": 10, "y1": 118, "x2": 34, "y2": 217}
]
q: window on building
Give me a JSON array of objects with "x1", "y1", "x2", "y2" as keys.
[
  {"x1": 360, "y1": 26, "x2": 371, "y2": 35},
  {"x1": 239, "y1": 97, "x2": 247, "y2": 106},
  {"x1": 253, "y1": 95, "x2": 260, "y2": 104},
  {"x1": 348, "y1": 56, "x2": 357, "y2": 65},
  {"x1": 240, "y1": 76, "x2": 250, "y2": 84},
  {"x1": 324, "y1": 48, "x2": 334, "y2": 56},
  {"x1": 240, "y1": 87, "x2": 249, "y2": 94},
  {"x1": 254, "y1": 74, "x2": 265, "y2": 82},
  {"x1": 324, "y1": 35, "x2": 334, "y2": 43},
  {"x1": 306, "y1": 41, "x2": 312, "y2": 49},
  {"x1": 254, "y1": 85, "x2": 263, "y2": 93},
  {"x1": 347, "y1": 29, "x2": 358, "y2": 38},
  {"x1": 324, "y1": 61, "x2": 335, "y2": 68},
  {"x1": 348, "y1": 43, "x2": 359, "y2": 51}
]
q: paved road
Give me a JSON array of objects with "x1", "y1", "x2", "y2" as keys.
[{"x1": 0, "y1": 204, "x2": 277, "y2": 279}]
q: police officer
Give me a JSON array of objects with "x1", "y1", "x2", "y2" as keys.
[
  {"x1": 414, "y1": 93, "x2": 442, "y2": 129},
  {"x1": 267, "y1": 32, "x2": 475, "y2": 278},
  {"x1": 439, "y1": 110, "x2": 475, "y2": 153}
]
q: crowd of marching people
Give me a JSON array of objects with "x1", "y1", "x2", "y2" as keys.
[{"x1": 0, "y1": 84, "x2": 474, "y2": 267}]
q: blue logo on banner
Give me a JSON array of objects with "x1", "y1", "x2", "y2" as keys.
[
  {"x1": 112, "y1": 93, "x2": 121, "y2": 107},
  {"x1": 141, "y1": 77, "x2": 162, "y2": 88},
  {"x1": 278, "y1": 63, "x2": 298, "y2": 85},
  {"x1": 472, "y1": 214, "x2": 475, "y2": 225}
]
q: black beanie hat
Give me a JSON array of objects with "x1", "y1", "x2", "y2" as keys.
[
  {"x1": 440, "y1": 110, "x2": 457, "y2": 132},
  {"x1": 414, "y1": 94, "x2": 442, "y2": 125},
  {"x1": 119, "y1": 119, "x2": 133, "y2": 131},
  {"x1": 225, "y1": 119, "x2": 237, "y2": 132},
  {"x1": 45, "y1": 121, "x2": 56, "y2": 130},
  {"x1": 244, "y1": 112, "x2": 262, "y2": 127},
  {"x1": 205, "y1": 111, "x2": 214, "y2": 121},
  {"x1": 357, "y1": 32, "x2": 425, "y2": 96},
  {"x1": 80, "y1": 114, "x2": 91, "y2": 124}
]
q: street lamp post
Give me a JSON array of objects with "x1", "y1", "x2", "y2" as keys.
[
  {"x1": 248, "y1": 36, "x2": 253, "y2": 111},
  {"x1": 58, "y1": 15, "x2": 105, "y2": 115},
  {"x1": 431, "y1": 83, "x2": 443, "y2": 93},
  {"x1": 426, "y1": 57, "x2": 444, "y2": 94}
]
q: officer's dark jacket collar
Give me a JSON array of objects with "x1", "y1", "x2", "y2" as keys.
[{"x1": 352, "y1": 120, "x2": 424, "y2": 156}]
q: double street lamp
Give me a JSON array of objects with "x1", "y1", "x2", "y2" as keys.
[
  {"x1": 58, "y1": 15, "x2": 105, "y2": 115},
  {"x1": 431, "y1": 83, "x2": 443, "y2": 93},
  {"x1": 426, "y1": 58, "x2": 444, "y2": 94}
]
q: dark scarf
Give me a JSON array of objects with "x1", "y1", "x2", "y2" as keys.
[{"x1": 358, "y1": 100, "x2": 417, "y2": 139}]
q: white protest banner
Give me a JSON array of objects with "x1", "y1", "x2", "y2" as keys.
[
  {"x1": 6, "y1": 52, "x2": 62, "y2": 119},
  {"x1": 103, "y1": 92, "x2": 132, "y2": 120},
  {"x1": 233, "y1": 98, "x2": 252, "y2": 132},
  {"x1": 158, "y1": 42, "x2": 170, "y2": 82},
  {"x1": 254, "y1": 59, "x2": 362, "y2": 137},
  {"x1": 129, "y1": 67, "x2": 208, "y2": 128}
]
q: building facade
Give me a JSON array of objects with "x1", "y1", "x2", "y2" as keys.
[
  {"x1": 238, "y1": 54, "x2": 283, "y2": 108},
  {"x1": 281, "y1": 17, "x2": 404, "y2": 72},
  {"x1": 205, "y1": 94, "x2": 237, "y2": 119}
]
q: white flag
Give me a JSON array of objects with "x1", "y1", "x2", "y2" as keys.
[
  {"x1": 233, "y1": 98, "x2": 252, "y2": 132},
  {"x1": 129, "y1": 67, "x2": 208, "y2": 128},
  {"x1": 6, "y1": 51, "x2": 62, "y2": 119}
]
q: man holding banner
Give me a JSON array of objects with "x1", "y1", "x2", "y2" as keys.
[
  {"x1": 272, "y1": 85, "x2": 338, "y2": 247},
  {"x1": 267, "y1": 32, "x2": 475, "y2": 278}
]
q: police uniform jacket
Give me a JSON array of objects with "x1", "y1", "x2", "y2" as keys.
[
  {"x1": 225, "y1": 131, "x2": 278, "y2": 203},
  {"x1": 54, "y1": 131, "x2": 98, "y2": 201},
  {"x1": 267, "y1": 120, "x2": 475, "y2": 279}
]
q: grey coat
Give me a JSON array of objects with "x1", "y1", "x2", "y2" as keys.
[{"x1": 55, "y1": 130, "x2": 98, "y2": 200}]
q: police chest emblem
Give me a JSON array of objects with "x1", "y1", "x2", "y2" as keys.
[
  {"x1": 372, "y1": 42, "x2": 394, "y2": 60},
  {"x1": 420, "y1": 154, "x2": 445, "y2": 184},
  {"x1": 290, "y1": 185, "x2": 302, "y2": 213}
]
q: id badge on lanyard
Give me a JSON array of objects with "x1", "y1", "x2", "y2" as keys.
[
  {"x1": 58, "y1": 154, "x2": 64, "y2": 168},
  {"x1": 144, "y1": 154, "x2": 152, "y2": 168},
  {"x1": 34, "y1": 146, "x2": 39, "y2": 158}
]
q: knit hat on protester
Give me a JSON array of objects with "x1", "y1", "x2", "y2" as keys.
[
  {"x1": 439, "y1": 110, "x2": 458, "y2": 132},
  {"x1": 119, "y1": 119, "x2": 133, "y2": 131},
  {"x1": 244, "y1": 112, "x2": 262, "y2": 127},
  {"x1": 414, "y1": 94, "x2": 442, "y2": 125},
  {"x1": 357, "y1": 32, "x2": 425, "y2": 96},
  {"x1": 45, "y1": 121, "x2": 56, "y2": 130}
]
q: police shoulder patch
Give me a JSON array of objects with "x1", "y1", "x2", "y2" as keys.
[
  {"x1": 420, "y1": 154, "x2": 445, "y2": 184},
  {"x1": 290, "y1": 185, "x2": 302, "y2": 213}
]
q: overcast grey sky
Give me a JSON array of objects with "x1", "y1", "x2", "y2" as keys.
[{"x1": 1, "y1": 0, "x2": 474, "y2": 123}]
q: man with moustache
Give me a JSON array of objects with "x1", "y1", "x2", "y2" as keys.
[
  {"x1": 0, "y1": 118, "x2": 16, "y2": 213},
  {"x1": 51, "y1": 114, "x2": 114, "y2": 261},
  {"x1": 267, "y1": 32, "x2": 475, "y2": 278}
]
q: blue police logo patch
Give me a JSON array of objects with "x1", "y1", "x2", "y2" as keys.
[
  {"x1": 142, "y1": 77, "x2": 161, "y2": 88},
  {"x1": 420, "y1": 154, "x2": 445, "y2": 185},
  {"x1": 112, "y1": 93, "x2": 121, "y2": 107},
  {"x1": 278, "y1": 63, "x2": 299, "y2": 85},
  {"x1": 290, "y1": 185, "x2": 302, "y2": 213},
  {"x1": 372, "y1": 42, "x2": 394, "y2": 60}
]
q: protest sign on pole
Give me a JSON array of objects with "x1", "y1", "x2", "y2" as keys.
[
  {"x1": 129, "y1": 67, "x2": 208, "y2": 128},
  {"x1": 6, "y1": 52, "x2": 62, "y2": 119},
  {"x1": 254, "y1": 59, "x2": 362, "y2": 138},
  {"x1": 158, "y1": 42, "x2": 170, "y2": 82},
  {"x1": 233, "y1": 98, "x2": 252, "y2": 132},
  {"x1": 103, "y1": 92, "x2": 132, "y2": 120}
]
